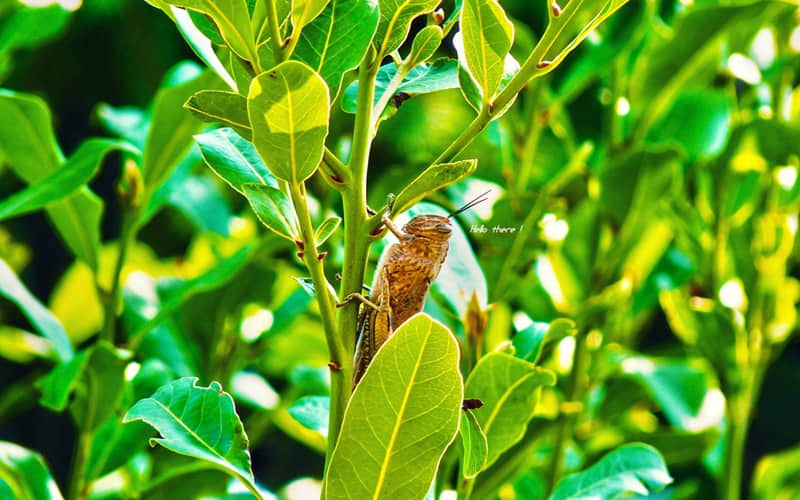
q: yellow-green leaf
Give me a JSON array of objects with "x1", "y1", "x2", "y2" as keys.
[
  {"x1": 375, "y1": 0, "x2": 439, "y2": 58},
  {"x1": 325, "y1": 314, "x2": 463, "y2": 499},
  {"x1": 247, "y1": 61, "x2": 330, "y2": 185},
  {"x1": 464, "y1": 352, "x2": 555, "y2": 467},
  {"x1": 460, "y1": 0, "x2": 513, "y2": 103}
]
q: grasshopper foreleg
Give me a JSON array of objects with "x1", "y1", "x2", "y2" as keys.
[{"x1": 382, "y1": 215, "x2": 405, "y2": 240}]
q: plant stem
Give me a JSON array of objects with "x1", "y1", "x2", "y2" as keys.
[
  {"x1": 101, "y1": 210, "x2": 137, "y2": 345},
  {"x1": 722, "y1": 365, "x2": 766, "y2": 500},
  {"x1": 546, "y1": 327, "x2": 588, "y2": 493},
  {"x1": 265, "y1": 0, "x2": 284, "y2": 64},
  {"x1": 325, "y1": 53, "x2": 380, "y2": 482},
  {"x1": 66, "y1": 427, "x2": 93, "y2": 500}
]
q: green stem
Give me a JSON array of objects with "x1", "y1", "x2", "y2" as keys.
[
  {"x1": 66, "y1": 427, "x2": 93, "y2": 500},
  {"x1": 265, "y1": 0, "x2": 284, "y2": 64},
  {"x1": 101, "y1": 211, "x2": 137, "y2": 345},
  {"x1": 546, "y1": 327, "x2": 588, "y2": 493},
  {"x1": 325, "y1": 53, "x2": 380, "y2": 482},
  {"x1": 289, "y1": 181, "x2": 351, "y2": 485},
  {"x1": 722, "y1": 365, "x2": 766, "y2": 500}
]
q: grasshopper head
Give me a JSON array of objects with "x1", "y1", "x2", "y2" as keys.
[{"x1": 403, "y1": 214, "x2": 452, "y2": 241}]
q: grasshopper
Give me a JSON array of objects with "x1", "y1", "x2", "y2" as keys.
[{"x1": 340, "y1": 191, "x2": 490, "y2": 385}]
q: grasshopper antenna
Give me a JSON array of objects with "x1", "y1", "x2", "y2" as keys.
[{"x1": 449, "y1": 190, "x2": 490, "y2": 218}]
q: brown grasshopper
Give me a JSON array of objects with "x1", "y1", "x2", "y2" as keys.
[{"x1": 340, "y1": 191, "x2": 490, "y2": 386}]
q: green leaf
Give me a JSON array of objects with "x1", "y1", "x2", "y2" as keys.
[
  {"x1": 620, "y1": 355, "x2": 719, "y2": 432},
  {"x1": 185, "y1": 90, "x2": 252, "y2": 140},
  {"x1": 129, "y1": 246, "x2": 254, "y2": 340},
  {"x1": 325, "y1": 314, "x2": 462, "y2": 499},
  {"x1": 512, "y1": 318, "x2": 576, "y2": 364},
  {"x1": 391, "y1": 160, "x2": 477, "y2": 217},
  {"x1": 69, "y1": 342, "x2": 128, "y2": 430},
  {"x1": 0, "y1": 4, "x2": 71, "y2": 54},
  {"x1": 37, "y1": 343, "x2": 127, "y2": 431},
  {"x1": 167, "y1": 174, "x2": 235, "y2": 235},
  {"x1": 464, "y1": 352, "x2": 555, "y2": 467},
  {"x1": 0, "y1": 138, "x2": 139, "y2": 222},
  {"x1": 343, "y1": 58, "x2": 460, "y2": 114},
  {"x1": 94, "y1": 103, "x2": 149, "y2": 149},
  {"x1": 0, "y1": 327, "x2": 55, "y2": 363},
  {"x1": 247, "y1": 61, "x2": 330, "y2": 185},
  {"x1": 295, "y1": 0, "x2": 380, "y2": 98},
  {"x1": 752, "y1": 442, "x2": 800, "y2": 500},
  {"x1": 0, "y1": 90, "x2": 102, "y2": 270},
  {"x1": 37, "y1": 350, "x2": 90, "y2": 411},
  {"x1": 172, "y1": 8, "x2": 238, "y2": 90},
  {"x1": 0, "y1": 258, "x2": 72, "y2": 362},
  {"x1": 460, "y1": 410, "x2": 489, "y2": 478},
  {"x1": 646, "y1": 89, "x2": 731, "y2": 161},
  {"x1": 548, "y1": 443, "x2": 672, "y2": 500},
  {"x1": 291, "y1": 0, "x2": 328, "y2": 32},
  {"x1": 459, "y1": 0, "x2": 513, "y2": 102},
  {"x1": 243, "y1": 183, "x2": 299, "y2": 240},
  {"x1": 314, "y1": 215, "x2": 341, "y2": 246},
  {"x1": 0, "y1": 441, "x2": 64, "y2": 500},
  {"x1": 195, "y1": 127, "x2": 278, "y2": 194},
  {"x1": 453, "y1": 31, "x2": 518, "y2": 113},
  {"x1": 123, "y1": 377, "x2": 258, "y2": 495},
  {"x1": 287, "y1": 395, "x2": 329, "y2": 437},
  {"x1": 374, "y1": 0, "x2": 439, "y2": 58},
  {"x1": 408, "y1": 25, "x2": 443, "y2": 66},
  {"x1": 142, "y1": 63, "x2": 221, "y2": 190},
  {"x1": 166, "y1": 0, "x2": 257, "y2": 63}
]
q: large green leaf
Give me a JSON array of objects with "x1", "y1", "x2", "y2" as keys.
[
  {"x1": 0, "y1": 90, "x2": 102, "y2": 270},
  {"x1": 0, "y1": 138, "x2": 139, "y2": 221},
  {"x1": 247, "y1": 61, "x2": 330, "y2": 185},
  {"x1": 459, "y1": 0, "x2": 513, "y2": 102},
  {"x1": 0, "y1": 258, "x2": 72, "y2": 362},
  {"x1": 184, "y1": 90, "x2": 252, "y2": 139},
  {"x1": 464, "y1": 351, "x2": 555, "y2": 467},
  {"x1": 142, "y1": 63, "x2": 220, "y2": 191},
  {"x1": 165, "y1": 0, "x2": 257, "y2": 63},
  {"x1": 391, "y1": 160, "x2": 477, "y2": 217},
  {"x1": 0, "y1": 442, "x2": 63, "y2": 500},
  {"x1": 123, "y1": 377, "x2": 258, "y2": 495},
  {"x1": 548, "y1": 443, "x2": 672, "y2": 500},
  {"x1": 243, "y1": 183, "x2": 300, "y2": 240},
  {"x1": 343, "y1": 58, "x2": 459, "y2": 114},
  {"x1": 195, "y1": 127, "x2": 278, "y2": 193},
  {"x1": 295, "y1": 0, "x2": 379, "y2": 98},
  {"x1": 325, "y1": 314, "x2": 462, "y2": 499},
  {"x1": 374, "y1": 0, "x2": 439, "y2": 57}
]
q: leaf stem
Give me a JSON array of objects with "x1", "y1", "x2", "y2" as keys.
[
  {"x1": 66, "y1": 427, "x2": 93, "y2": 500},
  {"x1": 265, "y1": 0, "x2": 284, "y2": 64},
  {"x1": 101, "y1": 210, "x2": 137, "y2": 345},
  {"x1": 371, "y1": 63, "x2": 411, "y2": 132}
]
